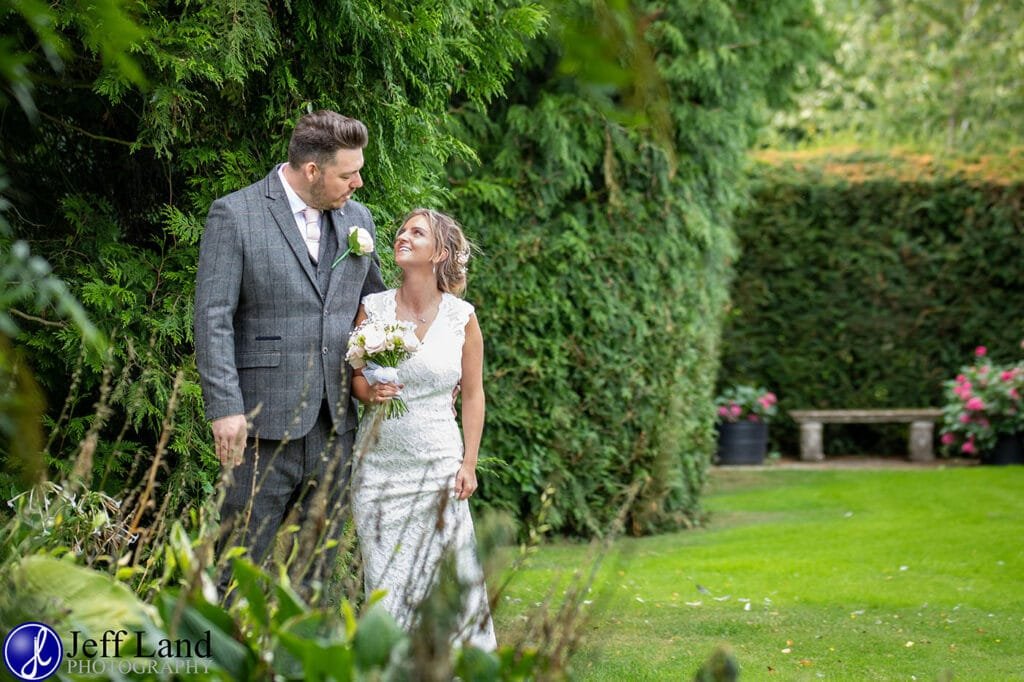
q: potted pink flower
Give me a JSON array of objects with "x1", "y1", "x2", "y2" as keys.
[
  {"x1": 714, "y1": 385, "x2": 778, "y2": 464},
  {"x1": 939, "y1": 345, "x2": 1024, "y2": 464}
]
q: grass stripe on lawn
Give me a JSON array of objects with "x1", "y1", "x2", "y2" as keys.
[{"x1": 493, "y1": 467, "x2": 1024, "y2": 681}]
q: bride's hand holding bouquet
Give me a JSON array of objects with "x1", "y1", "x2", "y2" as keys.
[{"x1": 346, "y1": 318, "x2": 420, "y2": 419}]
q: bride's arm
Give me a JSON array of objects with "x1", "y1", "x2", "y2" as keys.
[{"x1": 455, "y1": 314, "x2": 485, "y2": 500}]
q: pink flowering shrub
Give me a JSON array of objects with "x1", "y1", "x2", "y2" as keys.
[
  {"x1": 715, "y1": 385, "x2": 778, "y2": 424},
  {"x1": 940, "y1": 345, "x2": 1024, "y2": 454}
]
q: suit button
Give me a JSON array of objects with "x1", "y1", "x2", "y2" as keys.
[{"x1": 322, "y1": 347, "x2": 328, "y2": 355}]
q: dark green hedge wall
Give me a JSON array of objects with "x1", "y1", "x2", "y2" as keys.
[
  {"x1": 448, "y1": 1, "x2": 827, "y2": 535},
  {"x1": 2, "y1": 1, "x2": 827, "y2": 537},
  {"x1": 721, "y1": 154, "x2": 1024, "y2": 455}
]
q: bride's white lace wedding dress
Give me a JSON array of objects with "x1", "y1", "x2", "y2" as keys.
[{"x1": 352, "y1": 289, "x2": 497, "y2": 651}]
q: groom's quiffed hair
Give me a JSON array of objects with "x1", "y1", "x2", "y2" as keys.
[{"x1": 288, "y1": 110, "x2": 368, "y2": 168}]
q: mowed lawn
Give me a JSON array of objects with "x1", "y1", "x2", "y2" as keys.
[{"x1": 492, "y1": 466, "x2": 1024, "y2": 681}]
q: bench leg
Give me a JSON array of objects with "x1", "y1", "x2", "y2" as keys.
[
  {"x1": 908, "y1": 421, "x2": 935, "y2": 462},
  {"x1": 799, "y1": 422, "x2": 824, "y2": 461}
]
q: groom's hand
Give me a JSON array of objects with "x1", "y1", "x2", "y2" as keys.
[
  {"x1": 212, "y1": 414, "x2": 248, "y2": 467},
  {"x1": 451, "y1": 382, "x2": 461, "y2": 417}
]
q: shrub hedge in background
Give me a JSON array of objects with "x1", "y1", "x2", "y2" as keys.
[
  {"x1": 721, "y1": 149, "x2": 1024, "y2": 455},
  {"x1": 2, "y1": 0, "x2": 827, "y2": 536},
  {"x1": 450, "y1": 1, "x2": 827, "y2": 535}
]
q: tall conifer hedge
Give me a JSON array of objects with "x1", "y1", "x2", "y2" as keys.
[
  {"x1": 2, "y1": 1, "x2": 826, "y2": 535},
  {"x1": 1, "y1": 0, "x2": 547, "y2": 507},
  {"x1": 449, "y1": 2, "x2": 826, "y2": 534}
]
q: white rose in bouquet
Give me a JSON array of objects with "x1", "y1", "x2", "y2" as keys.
[
  {"x1": 346, "y1": 317, "x2": 420, "y2": 419},
  {"x1": 361, "y1": 324, "x2": 388, "y2": 354}
]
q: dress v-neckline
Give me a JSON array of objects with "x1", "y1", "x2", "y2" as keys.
[{"x1": 392, "y1": 290, "x2": 445, "y2": 344}]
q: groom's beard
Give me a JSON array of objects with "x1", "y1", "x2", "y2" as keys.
[{"x1": 309, "y1": 176, "x2": 351, "y2": 211}]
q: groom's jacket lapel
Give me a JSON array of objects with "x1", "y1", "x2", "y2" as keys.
[
  {"x1": 264, "y1": 172, "x2": 322, "y2": 299},
  {"x1": 324, "y1": 206, "x2": 371, "y2": 310},
  {"x1": 324, "y1": 209, "x2": 345, "y2": 309}
]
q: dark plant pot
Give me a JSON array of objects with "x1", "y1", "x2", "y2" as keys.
[
  {"x1": 980, "y1": 433, "x2": 1024, "y2": 465},
  {"x1": 716, "y1": 421, "x2": 768, "y2": 465}
]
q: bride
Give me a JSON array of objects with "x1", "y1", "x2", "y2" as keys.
[{"x1": 350, "y1": 208, "x2": 497, "y2": 651}]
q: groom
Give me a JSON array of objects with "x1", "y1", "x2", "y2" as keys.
[{"x1": 194, "y1": 110, "x2": 385, "y2": 591}]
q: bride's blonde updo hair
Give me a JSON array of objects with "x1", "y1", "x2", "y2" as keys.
[{"x1": 400, "y1": 208, "x2": 473, "y2": 296}]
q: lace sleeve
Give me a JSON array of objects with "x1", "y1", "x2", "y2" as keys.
[
  {"x1": 447, "y1": 296, "x2": 476, "y2": 340},
  {"x1": 361, "y1": 290, "x2": 391, "y2": 321}
]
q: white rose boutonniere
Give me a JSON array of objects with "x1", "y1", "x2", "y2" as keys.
[{"x1": 331, "y1": 226, "x2": 375, "y2": 268}]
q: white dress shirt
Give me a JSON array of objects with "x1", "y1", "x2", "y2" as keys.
[{"x1": 278, "y1": 164, "x2": 328, "y2": 260}]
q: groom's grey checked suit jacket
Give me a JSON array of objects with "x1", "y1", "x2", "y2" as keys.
[{"x1": 194, "y1": 169, "x2": 385, "y2": 441}]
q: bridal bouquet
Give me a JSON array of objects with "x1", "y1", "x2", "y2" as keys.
[{"x1": 346, "y1": 318, "x2": 420, "y2": 419}]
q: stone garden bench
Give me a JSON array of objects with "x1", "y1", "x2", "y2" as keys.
[{"x1": 788, "y1": 409, "x2": 944, "y2": 462}]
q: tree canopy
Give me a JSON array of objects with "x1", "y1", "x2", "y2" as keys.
[{"x1": 769, "y1": 0, "x2": 1024, "y2": 152}]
